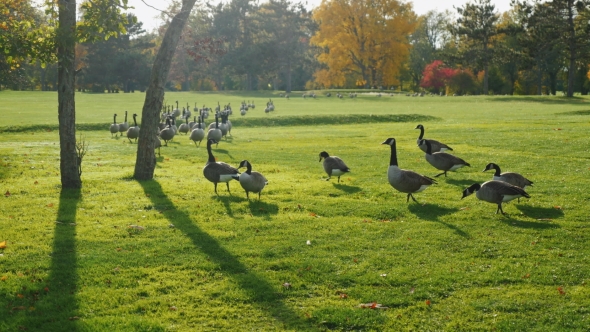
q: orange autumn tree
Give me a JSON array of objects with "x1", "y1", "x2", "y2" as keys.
[{"x1": 311, "y1": 0, "x2": 416, "y2": 88}]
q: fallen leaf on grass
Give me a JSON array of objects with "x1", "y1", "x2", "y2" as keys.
[
  {"x1": 12, "y1": 306, "x2": 26, "y2": 311},
  {"x1": 17, "y1": 294, "x2": 24, "y2": 298},
  {"x1": 425, "y1": 300, "x2": 431, "y2": 306},
  {"x1": 46, "y1": 203, "x2": 54, "y2": 208},
  {"x1": 409, "y1": 287, "x2": 415, "y2": 294},
  {"x1": 339, "y1": 293, "x2": 348, "y2": 299},
  {"x1": 128, "y1": 225, "x2": 145, "y2": 231},
  {"x1": 309, "y1": 212, "x2": 317, "y2": 217},
  {"x1": 558, "y1": 287, "x2": 565, "y2": 295},
  {"x1": 5, "y1": 191, "x2": 10, "y2": 197},
  {"x1": 358, "y1": 302, "x2": 388, "y2": 309},
  {"x1": 1, "y1": 276, "x2": 7, "y2": 281},
  {"x1": 554, "y1": 206, "x2": 562, "y2": 210},
  {"x1": 282, "y1": 282, "x2": 291, "y2": 289},
  {"x1": 169, "y1": 306, "x2": 177, "y2": 311},
  {"x1": 0, "y1": 240, "x2": 6, "y2": 249},
  {"x1": 522, "y1": 274, "x2": 530, "y2": 279},
  {"x1": 34, "y1": 181, "x2": 38, "y2": 185}
]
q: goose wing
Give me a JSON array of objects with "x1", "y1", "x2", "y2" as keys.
[
  {"x1": 434, "y1": 152, "x2": 470, "y2": 167},
  {"x1": 484, "y1": 180, "x2": 530, "y2": 198},
  {"x1": 500, "y1": 172, "x2": 533, "y2": 187},
  {"x1": 325, "y1": 156, "x2": 350, "y2": 171}
]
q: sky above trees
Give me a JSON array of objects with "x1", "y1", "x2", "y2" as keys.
[{"x1": 126, "y1": 0, "x2": 512, "y2": 32}]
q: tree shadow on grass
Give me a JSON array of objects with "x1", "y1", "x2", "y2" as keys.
[
  {"x1": 332, "y1": 183, "x2": 362, "y2": 194},
  {"x1": 138, "y1": 179, "x2": 310, "y2": 329},
  {"x1": 408, "y1": 203, "x2": 469, "y2": 238},
  {"x1": 498, "y1": 214, "x2": 560, "y2": 229},
  {"x1": 516, "y1": 205, "x2": 565, "y2": 220},
  {"x1": 20, "y1": 188, "x2": 81, "y2": 330},
  {"x1": 212, "y1": 193, "x2": 244, "y2": 217}
]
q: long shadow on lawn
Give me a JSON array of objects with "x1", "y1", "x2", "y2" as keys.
[
  {"x1": 516, "y1": 205, "x2": 565, "y2": 220},
  {"x1": 332, "y1": 183, "x2": 362, "y2": 194},
  {"x1": 408, "y1": 203, "x2": 469, "y2": 238},
  {"x1": 22, "y1": 188, "x2": 81, "y2": 330},
  {"x1": 138, "y1": 179, "x2": 309, "y2": 329}
]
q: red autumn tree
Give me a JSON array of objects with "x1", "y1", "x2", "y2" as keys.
[{"x1": 420, "y1": 60, "x2": 456, "y2": 93}]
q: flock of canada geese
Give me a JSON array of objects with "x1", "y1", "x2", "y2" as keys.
[{"x1": 109, "y1": 102, "x2": 533, "y2": 214}]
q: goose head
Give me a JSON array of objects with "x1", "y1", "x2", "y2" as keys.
[
  {"x1": 319, "y1": 151, "x2": 330, "y2": 162},
  {"x1": 482, "y1": 163, "x2": 500, "y2": 173},
  {"x1": 461, "y1": 184, "x2": 481, "y2": 199},
  {"x1": 381, "y1": 137, "x2": 396, "y2": 146}
]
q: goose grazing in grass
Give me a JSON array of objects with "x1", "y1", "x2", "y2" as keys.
[
  {"x1": 154, "y1": 135, "x2": 162, "y2": 156},
  {"x1": 483, "y1": 162, "x2": 533, "y2": 202},
  {"x1": 207, "y1": 114, "x2": 222, "y2": 146},
  {"x1": 415, "y1": 124, "x2": 453, "y2": 153},
  {"x1": 319, "y1": 151, "x2": 350, "y2": 183},
  {"x1": 189, "y1": 117, "x2": 205, "y2": 147},
  {"x1": 236, "y1": 160, "x2": 268, "y2": 200},
  {"x1": 382, "y1": 137, "x2": 436, "y2": 203},
  {"x1": 461, "y1": 180, "x2": 530, "y2": 215},
  {"x1": 126, "y1": 113, "x2": 140, "y2": 143},
  {"x1": 203, "y1": 139, "x2": 240, "y2": 195},
  {"x1": 159, "y1": 118, "x2": 175, "y2": 146},
  {"x1": 118, "y1": 111, "x2": 129, "y2": 136},
  {"x1": 420, "y1": 139, "x2": 470, "y2": 177},
  {"x1": 178, "y1": 115, "x2": 190, "y2": 135},
  {"x1": 110, "y1": 113, "x2": 119, "y2": 137}
]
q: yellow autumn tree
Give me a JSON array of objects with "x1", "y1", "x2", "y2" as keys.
[{"x1": 311, "y1": 0, "x2": 417, "y2": 88}]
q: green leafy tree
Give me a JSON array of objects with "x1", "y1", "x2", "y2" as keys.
[{"x1": 451, "y1": 0, "x2": 500, "y2": 95}]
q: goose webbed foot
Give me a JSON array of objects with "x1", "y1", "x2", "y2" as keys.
[
  {"x1": 407, "y1": 193, "x2": 419, "y2": 203},
  {"x1": 496, "y1": 204, "x2": 506, "y2": 215}
]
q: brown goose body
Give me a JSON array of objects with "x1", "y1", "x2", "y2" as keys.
[
  {"x1": 126, "y1": 113, "x2": 140, "y2": 143},
  {"x1": 420, "y1": 139, "x2": 470, "y2": 177},
  {"x1": 237, "y1": 160, "x2": 268, "y2": 200},
  {"x1": 415, "y1": 124, "x2": 453, "y2": 153},
  {"x1": 462, "y1": 180, "x2": 530, "y2": 214},
  {"x1": 203, "y1": 139, "x2": 239, "y2": 194},
  {"x1": 483, "y1": 163, "x2": 533, "y2": 189},
  {"x1": 382, "y1": 138, "x2": 436, "y2": 203},
  {"x1": 319, "y1": 151, "x2": 350, "y2": 183},
  {"x1": 110, "y1": 114, "x2": 119, "y2": 137}
]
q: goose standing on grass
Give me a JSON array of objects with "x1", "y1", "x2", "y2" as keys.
[
  {"x1": 189, "y1": 117, "x2": 205, "y2": 147},
  {"x1": 236, "y1": 160, "x2": 268, "y2": 200},
  {"x1": 483, "y1": 163, "x2": 533, "y2": 202},
  {"x1": 178, "y1": 115, "x2": 190, "y2": 135},
  {"x1": 159, "y1": 118, "x2": 175, "y2": 146},
  {"x1": 207, "y1": 114, "x2": 223, "y2": 146},
  {"x1": 118, "y1": 111, "x2": 129, "y2": 136},
  {"x1": 420, "y1": 139, "x2": 470, "y2": 177},
  {"x1": 188, "y1": 115, "x2": 197, "y2": 130},
  {"x1": 154, "y1": 135, "x2": 162, "y2": 156},
  {"x1": 126, "y1": 113, "x2": 140, "y2": 143},
  {"x1": 319, "y1": 151, "x2": 350, "y2": 183},
  {"x1": 203, "y1": 139, "x2": 240, "y2": 195},
  {"x1": 382, "y1": 138, "x2": 436, "y2": 203},
  {"x1": 415, "y1": 124, "x2": 453, "y2": 153},
  {"x1": 461, "y1": 180, "x2": 530, "y2": 215},
  {"x1": 110, "y1": 114, "x2": 119, "y2": 137}
]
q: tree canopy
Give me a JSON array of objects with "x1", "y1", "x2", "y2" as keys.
[{"x1": 310, "y1": 0, "x2": 416, "y2": 88}]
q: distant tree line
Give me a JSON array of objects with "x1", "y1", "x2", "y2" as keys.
[{"x1": 2, "y1": 0, "x2": 590, "y2": 96}]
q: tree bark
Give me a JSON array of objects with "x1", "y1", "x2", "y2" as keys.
[
  {"x1": 134, "y1": 0, "x2": 197, "y2": 180},
  {"x1": 57, "y1": 0, "x2": 81, "y2": 189},
  {"x1": 566, "y1": 0, "x2": 576, "y2": 97}
]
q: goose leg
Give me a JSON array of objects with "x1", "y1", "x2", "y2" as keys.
[
  {"x1": 434, "y1": 171, "x2": 446, "y2": 177},
  {"x1": 246, "y1": 191, "x2": 250, "y2": 200},
  {"x1": 337, "y1": 176, "x2": 341, "y2": 183},
  {"x1": 214, "y1": 183, "x2": 218, "y2": 195},
  {"x1": 258, "y1": 192, "x2": 261, "y2": 201},
  {"x1": 325, "y1": 176, "x2": 331, "y2": 181},
  {"x1": 407, "y1": 193, "x2": 418, "y2": 203},
  {"x1": 496, "y1": 203, "x2": 506, "y2": 215},
  {"x1": 226, "y1": 182, "x2": 231, "y2": 194}
]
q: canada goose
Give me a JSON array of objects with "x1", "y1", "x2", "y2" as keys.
[
  {"x1": 483, "y1": 163, "x2": 533, "y2": 189},
  {"x1": 154, "y1": 135, "x2": 162, "y2": 156},
  {"x1": 207, "y1": 114, "x2": 222, "y2": 146},
  {"x1": 126, "y1": 113, "x2": 140, "y2": 143},
  {"x1": 461, "y1": 180, "x2": 530, "y2": 215},
  {"x1": 159, "y1": 118, "x2": 175, "y2": 146},
  {"x1": 415, "y1": 124, "x2": 453, "y2": 153},
  {"x1": 118, "y1": 111, "x2": 129, "y2": 136},
  {"x1": 420, "y1": 139, "x2": 470, "y2": 177},
  {"x1": 382, "y1": 138, "x2": 436, "y2": 203},
  {"x1": 203, "y1": 139, "x2": 240, "y2": 195},
  {"x1": 185, "y1": 102, "x2": 191, "y2": 118},
  {"x1": 319, "y1": 151, "x2": 350, "y2": 183},
  {"x1": 219, "y1": 112, "x2": 229, "y2": 138},
  {"x1": 169, "y1": 117, "x2": 177, "y2": 135},
  {"x1": 110, "y1": 114, "x2": 119, "y2": 137},
  {"x1": 236, "y1": 160, "x2": 268, "y2": 200},
  {"x1": 189, "y1": 119, "x2": 205, "y2": 147},
  {"x1": 178, "y1": 115, "x2": 190, "y2": 135},
  {"x1": 483, "y1": 162, "x2": 533, "y2": 202},
  {"x1": 172, "y1": 100, "x2": 181, "y2": 118},
  {"x1": 188, "y1": 116, "x2": 197, "y2": 130}
]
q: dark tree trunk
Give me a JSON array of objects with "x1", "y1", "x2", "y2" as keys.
[
  {"x1": 483, "y1": 43, "x2": 489, "y2": 95},
  {"x1": 285, "y1": 59, "x2": 292, "y2": 93},
  {"x1": 536, "y1": 66, "x2": 542, "y2": 95},
  {"x1": 134, "y1": 0, "x2": 197, "y2": 180},
  {"x1": 57, "y1": 0, "x2": 81, "y2": 189},
  {"x1": 566, "y1": 1, "x2": 576, "y2": 97}
]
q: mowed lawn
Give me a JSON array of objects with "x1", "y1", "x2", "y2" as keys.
[{"x1": 0, "y1": 91, "x2": 589, "y2": 331}]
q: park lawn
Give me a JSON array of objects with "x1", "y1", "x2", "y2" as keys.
[{"x1": 0, "y1": 91, "x2": 589, "y2": 331}]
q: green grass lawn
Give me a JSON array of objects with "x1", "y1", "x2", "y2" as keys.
[{"x1": 1, "y1": 91, "x2": 589, "y2": 331}]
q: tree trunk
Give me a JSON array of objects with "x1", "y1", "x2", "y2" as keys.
[
  {"x1": 285, "y1": 59, "x2": 292, "y2": 93},
  {"x1": 134, "y1": 0, "x2": 197, "y2": 180},
  {"x1": 566, "y1": 1, "x2": 576, "y2": 97},
  {"x1": 536, "y1": 65, "x2": 542, "y2": 95},
  {"x1": 483, "y1": 43, "x2": 489, "y2": 95},
  {"x1": 57, "y1": 0, "x2": 81, "y2": 189}
]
